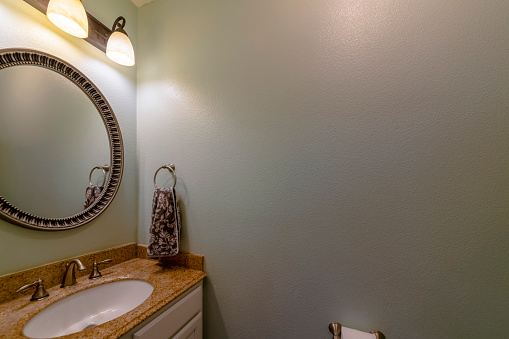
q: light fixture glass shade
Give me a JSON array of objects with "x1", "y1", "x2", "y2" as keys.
[
  {"x1": 46, "y1": 0, "x2": 89, "y2": 38},
  {"x1": 106, "y1": 31, "x2": 135, "y2": 66}
]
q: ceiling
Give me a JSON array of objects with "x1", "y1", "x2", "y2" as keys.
[{"x1": 130, "y1": 0, "x2": 156, "y2": 7}]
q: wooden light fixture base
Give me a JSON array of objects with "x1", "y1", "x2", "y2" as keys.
[{"x1": 23, "y1": 0, "x2": 112, "y2": 53}]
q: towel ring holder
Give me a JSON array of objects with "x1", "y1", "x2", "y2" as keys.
[
  {"x1": 154, "y1": 164, "x2": 177, "y2": 189},
  {"x1": 329, "y1": 322, "x2": 386, "y2": 339},
  {"x1": 89, "y1": 165, "x2": 110, "y2": 187}
]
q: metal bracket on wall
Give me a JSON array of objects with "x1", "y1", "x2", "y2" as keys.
[
  {"x1": 329, "y1": 322, "x2": 386, "y2": 339},
  {"x1": 22, "y1": 0, "x2": 112, "y2": 53}
]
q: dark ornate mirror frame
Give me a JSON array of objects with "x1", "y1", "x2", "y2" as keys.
[{"x1": 0, "y1": 49, "x2": 123, "y2": 231}]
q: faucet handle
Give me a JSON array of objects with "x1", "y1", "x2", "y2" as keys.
[
  {"x1": 16, "y1": 278, "x2": 49, "y2": 301},
  {"x1": 89, "y1": 259, "x2": 112, "y2": 279}
]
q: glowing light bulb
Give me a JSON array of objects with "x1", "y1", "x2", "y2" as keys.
[
  {"x1": 106, "y1": 17, "x2": 135, "y2": 66},
  {"x1": 46, "y1": 0, "x2": 89, "y2": 38},
  {"x1": 107, "y1": 31, "x2": 135, "y2": 66}
]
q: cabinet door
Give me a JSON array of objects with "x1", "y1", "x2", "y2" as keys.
[
  {"x1": 133, "y1": 285, "x2": 202, "y2": 339},
  {"x1": 172, "y1": 312, "x2": 202, "y2": 339}
]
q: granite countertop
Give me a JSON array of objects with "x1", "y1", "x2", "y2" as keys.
[{"x1": 0, "y1": 258, "x2": 206, "y2": 339}]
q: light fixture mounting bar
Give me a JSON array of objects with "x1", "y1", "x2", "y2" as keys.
[{"x1": 22, "y1": 0, "x2": 112, "y2": 53}]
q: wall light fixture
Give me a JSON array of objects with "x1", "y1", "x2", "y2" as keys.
[
  {"x1": 46, "y1": 0, "x2": 88, "y2": 38},
  {"x1": 23, "y1": 0, "x2": 135, "y2": 67},
  {"x1": 106, "y1": 17, "x2": 135, "y2": 67}
]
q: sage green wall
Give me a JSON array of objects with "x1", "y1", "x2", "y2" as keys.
[
  {"x1": 137, "y1": 0, "x2": 509, "y2": 338},
  {"x1": 0, "y1": 0, "x2": 138, "y2": 275}
]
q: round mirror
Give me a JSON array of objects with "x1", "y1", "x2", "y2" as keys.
[{"x1": 0, "y1": 49, "x2": 123, "y2": 230}]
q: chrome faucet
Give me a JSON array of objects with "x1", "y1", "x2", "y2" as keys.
[{"x1": 61, "y1": 259, "x2": 86, "y2": 287}]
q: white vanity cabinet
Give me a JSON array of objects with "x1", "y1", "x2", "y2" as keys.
[{"x1": 121, "y1": 281, "x2": 203, "y2": 339}]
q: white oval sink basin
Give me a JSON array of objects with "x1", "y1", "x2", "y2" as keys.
[{"x1": 23, "y1": 280, "x2": 153, "y2": 339}]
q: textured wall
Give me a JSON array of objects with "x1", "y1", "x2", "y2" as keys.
[
  {"x1": 137, "y1": 0, "x2": 509, "y2": 338},
  {"x1": 0, "y1": 0, "x2": 138, "y2": 275}
]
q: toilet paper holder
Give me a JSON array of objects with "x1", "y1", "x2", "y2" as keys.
[{"x1": 329, "y1": 322, "x2": 386, "y2": 339}]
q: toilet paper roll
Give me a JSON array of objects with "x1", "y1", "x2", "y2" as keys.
[{"x1": 341, "y1": 326, "x2": 376, "y2": 339}]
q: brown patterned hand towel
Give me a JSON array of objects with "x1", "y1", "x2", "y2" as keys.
[
  {"x1": 147, "y1": 187, "x2": 181, "y2": 258},
  {"x1": 84, "y1": 184, "x2": 102, "y2": 209}
]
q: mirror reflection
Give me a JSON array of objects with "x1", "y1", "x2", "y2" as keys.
[{"x1": 0, "y1": 65, "x2": 110, "y2": 219}]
